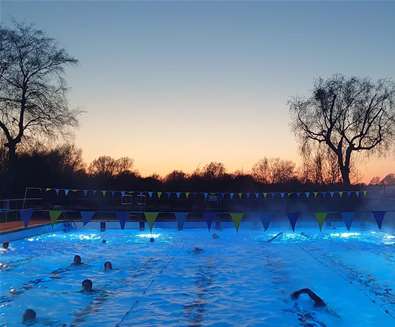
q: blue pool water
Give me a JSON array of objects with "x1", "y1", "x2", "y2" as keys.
[{"x1": 1, "y1": 226, "x2": 395, "y2": 326}]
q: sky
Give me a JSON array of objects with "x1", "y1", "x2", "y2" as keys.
[{"x1": 0, "y1": 0, "x2": 394, "y2": 182}]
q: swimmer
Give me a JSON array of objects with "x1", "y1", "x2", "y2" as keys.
[
  {"x1": 104, "y1": 261, "x2": 112, "y2": 271},
  {"x1": 82, "y1": 279, "x2": 93, "y2": 293},
  {"x1": 291, "y1": 288, "x2": 326, "y2": 307},
  {"x1": 2, "y1": 241, "x2": 9, "y2": 250},
  {"x1": 22, "y1": 309, "x2": 37, "y2": 324},
  {"x1": 72, "y1": 255, "x2": 82, "y2": 266},
  {"x1": 192, "y1": 247, "x2": 203, "y2": 254},
  {"x1": 102, "y1": 239, "x2": 107, "y2": 244},
  {"x1": 149, "y1": 237, "x2": 155, "y2": 243},
  {"x1": 212, "y1": 233, "x2": 219, "y2": 239}
]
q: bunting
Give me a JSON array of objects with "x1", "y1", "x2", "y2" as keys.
[
  {"x1": 20, "y1": 208, "x2": 33, "y2": 227},
  {"x1": 204, "y1": 211, "x2": 216, "y2": 231},
  {"x1": 81, "y1": 211, "x2": 95, "y2": 226},
  {"x1": 230, "y1": 212, "x2": 244, "y2": 231},
  {"x1": 342, "y1": 212, "x2": 354, "y2": 231},
  {"x1": 175, "y1": 212, "x2": 188, "y2": 231},
  {"x1": 372, "y1": 211, "x2": 386, "y2": 229},
  {"x1": 260, "y1": 213, "x2": 272, "y2": 231},
  {"x1": 49, "y1": 210, "x2": 62, "y2": 225},
  {"x1": 144, "y1": 212, "x2": 159, "y2": 231},
  {"x1": 157, "y1": 192, "x2": 162, "y2": 198},
  {"x1": 287, "y1": 212, "x2": 299, "y2": 232},
  {"x1": 116, "y1": 211, "x2": 128, "y2": 229},
  {"x1": 314, "y1": 212, "x2": 328, "y2": 231}
]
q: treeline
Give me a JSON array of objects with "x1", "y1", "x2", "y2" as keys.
[{"x1": 2, "y1": 143, "x2": 388, "y2": 198}]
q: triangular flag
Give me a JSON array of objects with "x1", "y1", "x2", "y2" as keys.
[
  {"x1": 339, "y1": 191, "x2": 343, "y2": 198},
  {"x1": 186, "y1": 192, "x2": 190, "y2": 198},
  {"x1": 46, "y1": 188, "x2": 52, "y2": 192},
  {"x1": 330, "y1": 192, "x2": 334, "y2": 198},
  {"x1": 288, "y1": 192, "x2": 293, "y2": 197},
  {"x1": 81, "y1": 211, "x2": 95, "y2": 226},
  {"x1": 116, "y1": 211, "x2": 128, "y2": 229},
  {"x1": 230, "y1": 212, "x2": 244, "y2": 231},
  {"x1": 230, "y1": 193, "x2": 234, "y2": 199},
  {"x1": 263, "y1": 193, "x2": 267, "y2": 198},
  {"x1": 347, "y1": 191, "x2": 353, "y2": 198},
  {"x1": 20, "y1": 208, "x2": 33, "y2": 227},
  {"x1": 255, "y1": 192, "x2": 260, "y2": 199},
  {"x1": 287, "y1": 212, "x2": 299, "y2": 232},
  {"x1": 342, "y1": 212, "x2": 354, "y2": 230},
  {"x1": 204, "y1": 211, "x2": 216, "y2": 231},
  {"x1": 203, "y1": 192, "x2": 208, "y2": 199},
  {"x1": 305, "y1": 192, "x2": 310, "y2": 198},
  {"x1": 176, "y1": 192, "x2": 181, "y2": 198},
  {"x1": 157, "y1": 192, "x2": 162, "y2": 198},
  {"x1": 355, "y1": 191, "x2": 360, "y2": 197},
  {"x1": 280, "y1": 192, "x2": 286, "y2": 198},
  {"x1": 49, "y1": 210, "x2": 62, "y2": 225},
  {"x1": 260, "y1": 214, "x2": 271, "y2": 231},
  {"x1": 175, "y1": 212, "x2": 188, "y2": 231},
  {"x1": 55, "y1": 189, "x2": 60, "y2": 195},
  {"x1": 372, "y1": 211, "x2": 386, "y2": 229},
  {"x1": 148, "y1": 192, "x2": 153, "y2": 198},
  {"x1": 363, "y1": 191, "x2": 368, "y2": 197},
  {"x1": 145, "y1": 212, "x2": 159, "y2": 231},
  {"x1": 314, "y1": 212, "x2": 328, "y2": 231},
  {"x1": 313, "y1": 192, "x2": 318, "y2": 198},
  {"x1": 101, "y1": 190, "x2": 107, "y2": 197},
  {"x1": 83, "y1": 190, "x2": 88, "y2": 196}
]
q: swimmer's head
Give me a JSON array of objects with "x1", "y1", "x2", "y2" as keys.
[
  {"x1": 82, "y1": 279, "x2": 93, "y2": 292},
  {"x1": 104, "y1": 261, "x2": 112, "y2": 271},
  {"x1": 2, "y1": 241, "x2": 9, "y2": 249},
  {"x1": 22, "y1": 309, "x2": 36, "y2": 324},
  {"x1": 193, "y1": 247, "x2": 203, "y2": 254},
  {"x1": 73, "y1": 255, "x2": 82, "y2": 265},
  {"x1": 149, "y1": 237, "x2": 155, "y2": 243},
  {"x1": 102, "y1": 239, "x2": 106, "y2": 244}
]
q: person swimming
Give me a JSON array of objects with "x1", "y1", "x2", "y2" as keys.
[
  {"x1": 102, "y1": 239, "x2": 107, "y2": 244},
  {"x1": 192, "y1": 247, "x2": 204, "y2": 254},
  {"x1": 149, "y1": 237, "x2": 155, "y2": 243},
  {"x1": 2, "y1": 241, "x2": 10, "y2": 250},
  {"x1": 212, "y1": 233, "x2": 219, "y2": 239},
  {"x1": 104, "y1": 261, "x2": 112, "y2": 271},
  {"x1": 72, "y1": 255, "x2": 83, "y2": 265},
  {"x1": 22, "y1": 309, "x2": 37, "y2": 324},
  {"x1": 82, "y1": 279, "x2": 93, "y2": 293},
  {"x1": 291, "y1": 288, "x2": 326, "y2": 307}
]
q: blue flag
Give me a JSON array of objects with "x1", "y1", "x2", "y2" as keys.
[
  {"x1": 260, "y1": 214, "x2": 271, "y2": 231},
  {"x1": 20, "y1": 208, "x2": 33, "y2": 227},
  {"x1": 175, "y1": 212, "x2": 188, "y2": 231},
  {"x1": 116, "y1": 211, "x2": 129, "y2": 229},
  {"x1": 287, "y1": 212, "x2": 299, "y2": 232},
  {"x1": 204, "y1": 211, "x2": 216, "y2": 231},
  {"x1": 342, "y1": 212, "x2": 354, "y2": 230},
  {"x1": 372, "y1": 211, "x2": 386, "y2": 229},
  {"x1": 81, "y1": 211, "x2": 95, "y2": 226}
]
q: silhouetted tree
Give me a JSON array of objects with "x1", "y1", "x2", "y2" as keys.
[
  {"x1": 0, "y1": 23, "x2": 78, "y2": 163},
  {"x1": 290, "y1": 75, "x2": 395, "y2": 185},
  {"x1": 88, "y1": 156, "x2": 134, "y2": 177},
  {"x1": 252, "y1": 158, "x2": 296, "y2": 184}
]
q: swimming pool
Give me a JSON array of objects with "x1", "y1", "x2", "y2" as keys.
[{"x1": 1, "y1": 225, "x2": 395, "y2": 326}]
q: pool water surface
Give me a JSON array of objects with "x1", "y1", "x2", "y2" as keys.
[{"x1": 1, "y1": 227, "x2": 395, "y2": 326}]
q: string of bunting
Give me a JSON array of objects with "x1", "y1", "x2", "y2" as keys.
[
  {"x1": 32, "y1": 187, "x2": 369, "y2": 200},
  {"x1": 16, "y1": 208, "x2": 390, "y2": 232}
]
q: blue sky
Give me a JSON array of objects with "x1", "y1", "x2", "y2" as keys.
[{"x1": 1, "y1": 1, "x2": 394, "y2": 180}]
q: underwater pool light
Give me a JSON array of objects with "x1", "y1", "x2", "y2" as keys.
[{"x1": 136, "y1": 233, "x2": 160, "y2": 239}]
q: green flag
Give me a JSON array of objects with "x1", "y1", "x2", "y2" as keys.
[
  {"x1": 145, "y1": 212, "x2": 159, "y2": 231},
  {"x1": 314, "y1": 212, "x2": 328, "y2": 231},
  {"x1": 49, "y1": 210, "x2": 62, "y2": 225},
  {"x1": 230, "y1": 212, "x2": 244, "y2": 231}
]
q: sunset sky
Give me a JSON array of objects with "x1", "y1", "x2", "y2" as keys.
[{"x1": 1, "y1": 1, "x2": 394, "y2": 182}]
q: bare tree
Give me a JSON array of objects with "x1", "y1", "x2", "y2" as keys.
[
  {"x1": 195, "y1": 162, "x2": 226, "y2": 179},
  {"x1": 0, "y1": 23, "x2": 78, "y2": 163},
  {"x1": 252, "y1": 157, "x2": 296, "y2": 184},
  {"x1": 88, "y1": 156, "x2": 134, "y2": 177},
  {"x1": 290, "y1": 75, "x2": 395, "y2": 185}
]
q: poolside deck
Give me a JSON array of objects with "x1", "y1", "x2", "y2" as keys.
[{"x1": 0, "y1": 220, "x2": 49, "y2": 233}]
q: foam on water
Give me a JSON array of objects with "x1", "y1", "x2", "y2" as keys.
[{"x1": 1, "y1": 228, "x2": 395, "y2": 326}]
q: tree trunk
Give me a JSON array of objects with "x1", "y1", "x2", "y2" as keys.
[
  {"x1": 6, "y1": 142, "x2": 17, "y2": 164},
  {"x1": 340, "y1": 165, "x2": 351, "y2": 186}
]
